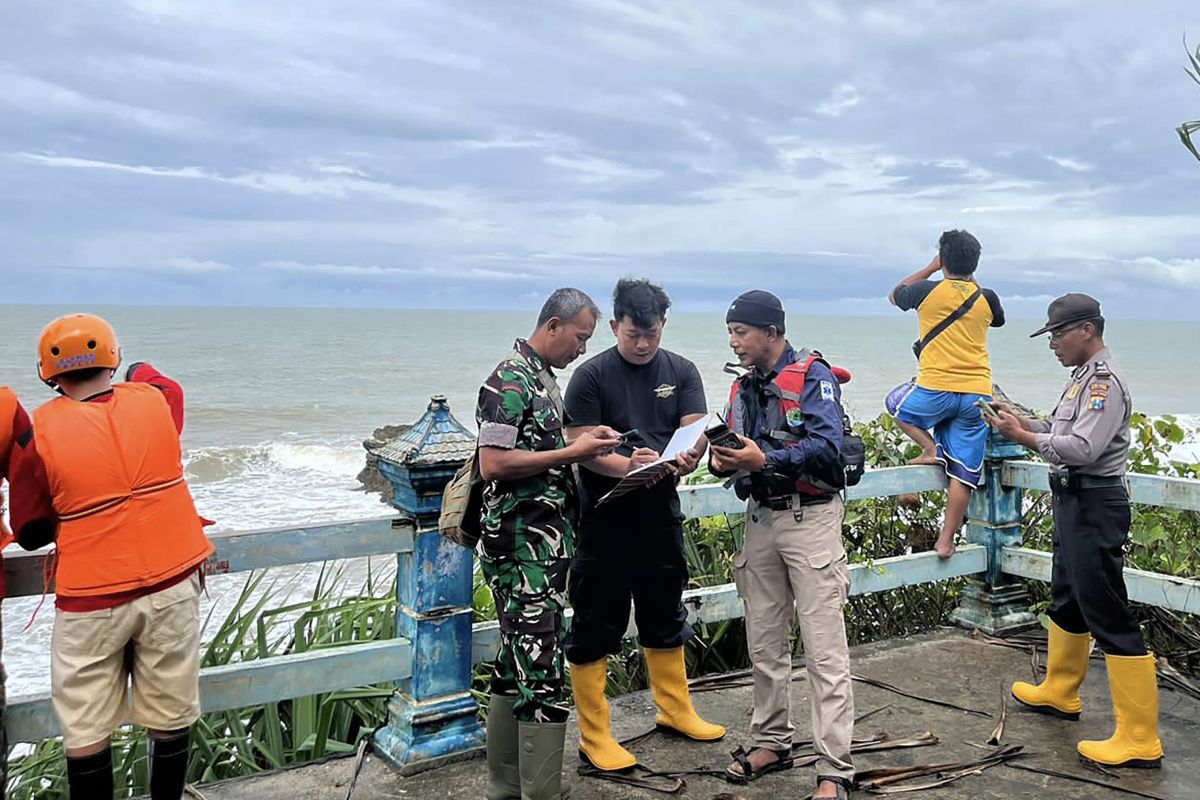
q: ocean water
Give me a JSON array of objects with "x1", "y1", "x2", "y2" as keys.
[{"x1": 1, "y1": 304, "x2": 1198, "y2": 696}]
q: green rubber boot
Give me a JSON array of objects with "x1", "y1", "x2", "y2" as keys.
[
  {"x1": 518, "y1": 721, "x2": 569, "y2": 800},
  {"x1": 486, "y1": 694, "x2": 521, "y2": 800}
]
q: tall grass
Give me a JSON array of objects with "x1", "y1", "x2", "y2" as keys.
[{"x1": 7, "y1": 563, "x2": 398, "y2": 798}]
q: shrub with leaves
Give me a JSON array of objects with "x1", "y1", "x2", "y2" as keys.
[{"x1": 1180, "y1": 38, "x2": 1200, "y2": 161}]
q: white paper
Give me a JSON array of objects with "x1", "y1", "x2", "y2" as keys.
[
  {"x1": 596, "y1": 413, "x2": 720, "y2": 504},
  {"x1": 627, "y1": 413, "x2": 718, "y2": 475}
]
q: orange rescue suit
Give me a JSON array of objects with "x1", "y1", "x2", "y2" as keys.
[
  {"x1": 1, "y1": 386, "x2": 17, "y2": 549},
  {"x1": 33, "y1": 382, "x2": 213, "y2": 597}
]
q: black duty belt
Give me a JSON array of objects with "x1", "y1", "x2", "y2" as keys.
[
  {"x1": 758, "y1": 493, "x2": 836, "y2": 511},
  {"x1": 1050, "y1": 472, "x2": 1124, "y2": 492}
]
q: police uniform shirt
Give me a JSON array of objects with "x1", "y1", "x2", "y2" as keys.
[
  {"x1": 1029, "y1": 347, "x2": 1131, "y2": 476},
  {"x1": 565, "y1": 346, "x2": 707, "y2": 511}
]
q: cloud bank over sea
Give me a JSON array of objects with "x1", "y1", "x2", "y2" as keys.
[{"x1": 2, "y1": 1, "x2": 1198, "y2": 317}]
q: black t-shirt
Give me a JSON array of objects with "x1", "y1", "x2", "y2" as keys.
[{"x1": 564, "y1": 346, "x2": 707, "y2": 515}]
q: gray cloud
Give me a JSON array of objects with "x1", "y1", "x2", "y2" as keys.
[{"x1": 1, "y1": 0, "x2": 1198, "y2": 317}]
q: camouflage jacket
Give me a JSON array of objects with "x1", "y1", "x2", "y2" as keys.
[{"x1": 475, "y1": 339, "x2": 578, "y2": 561}]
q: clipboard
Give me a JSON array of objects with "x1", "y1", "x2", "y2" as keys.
[{"x1": 595, "y1": 414, "x2": 719, "y2": 505}]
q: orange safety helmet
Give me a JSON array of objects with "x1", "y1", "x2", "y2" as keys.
[{"x1": 37, "y1": 313, "x2": 122, "y2": 383}]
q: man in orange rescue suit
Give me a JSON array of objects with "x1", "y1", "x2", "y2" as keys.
[
  {"x1": 8, "y1": 314, "x2": 213, "y2": 800},
  {"x1": 709, "y1": 291, "x2": 855, "y2": 799},
  {"x1": 1, "y1": 384, "x2": 36, "y2": 794}
]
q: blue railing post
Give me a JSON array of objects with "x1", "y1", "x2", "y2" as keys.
[
  {"x1": 949, "y1": 429, "x2": 1039, "y2": 635},
  {"x1": 371, "y1": 396, "x2": 485, "y2": 774}
]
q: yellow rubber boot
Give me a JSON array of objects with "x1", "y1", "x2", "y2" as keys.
[
  {"x1": 644, "y1": 647, "x2": 726, "y2": 741},
  {"x1": 568, "y1": 659, "x2": 637, "y2": 771},
  {"x1": 1011, "y1": 621, "x2": 1091, "y2": 720},
  {"x1": 1077, "y1": 653, "x2": 1164, "y2": 768}
]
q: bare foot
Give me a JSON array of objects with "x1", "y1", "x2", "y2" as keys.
[
  {"x1": 934, "y1": 540, "x2": 956, "y2": 559},
  {"x1": 907, "y1": 453, "x2": 940, "y2": 466}
]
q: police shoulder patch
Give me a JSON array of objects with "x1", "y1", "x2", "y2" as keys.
[
  {"x1": 820, "y1": 380, "x2": 835, "y2": 401},
  {"x1": 1088, "y1": 397, "x2": 1105, "y2": 411}
]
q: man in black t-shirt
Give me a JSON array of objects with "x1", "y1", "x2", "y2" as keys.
[{"x1": 564, "y1": 278, "x2": 727, "y2": 772}]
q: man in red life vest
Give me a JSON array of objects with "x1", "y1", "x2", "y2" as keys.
[
  {"x1": 8, "y1": 313, "x2": 213, "y2": 800},
  {"x1": 709, "y1": 291, "x2": 855, "y2": 799}
]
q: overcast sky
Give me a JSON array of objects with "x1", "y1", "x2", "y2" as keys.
[{"x1": 2, "y1": 1, "x2": 1198, "y2": 317}]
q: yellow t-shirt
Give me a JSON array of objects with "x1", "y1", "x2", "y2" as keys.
[{"x1": 895, "y1": 279, "x2": 1003, "y2": 396}]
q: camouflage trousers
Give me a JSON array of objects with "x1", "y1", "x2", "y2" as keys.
[{"x1": 479, "y1": 555, "x2": 570, "y2": 724}]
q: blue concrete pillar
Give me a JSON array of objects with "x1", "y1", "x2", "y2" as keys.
[
  {"x1": 949, "y1": 429, "x2": 1039, "y2": 635},
  {"x1": 372, "y1": 397, "x2": 485, "y2": 774}
]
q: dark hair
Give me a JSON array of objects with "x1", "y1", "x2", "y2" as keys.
[
  {"x1": 536, "y1": 287, "x2": 601, "y2": 327},
  {"x1": 55, "y1": 367, "x2": 108, "y2": 384},
  {"x1": 938, "y1": 229, "x2": 982, "y2": 277},
  {"x1": 1084, "y1": 316, "x2": 1105, "y2": 337},
  {"x1": 613, "y1": 277, "x2": 671, "y2": 329}
]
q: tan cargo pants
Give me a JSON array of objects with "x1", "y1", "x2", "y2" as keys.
[{"x1": 733, "y1": 495, "x2": 854, "y2": 782}]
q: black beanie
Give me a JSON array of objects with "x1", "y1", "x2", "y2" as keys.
[{"x1": 726, "y1": 290, "x2": 785, "y2": 334}]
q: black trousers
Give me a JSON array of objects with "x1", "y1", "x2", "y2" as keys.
[
  {"x1": 564, "y1": 507, "x2": 693, "y2": 665},
  {"x1": 1048, "y1": 484, "x2": 1147, "y2": 657}
]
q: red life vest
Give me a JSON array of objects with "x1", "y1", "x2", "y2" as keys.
[{"x1": 725, "y1": 351, "x2": 852, "y2": 497}]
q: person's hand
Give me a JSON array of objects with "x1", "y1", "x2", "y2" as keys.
[
  {"x1": 982, "y1": 401, "x2": 1029, "y2": 432},
  {"x1": 987, "y1": 408, "x2": 1026, "y2": 440},
  {"x1": 570, "y1": 426, "x2": 621, "y2": 460},
  {"x1": 628, "y1": 447, "x2": 660, "y2": 471},
  {"x1": 673, "y1": 447, "x2": 700, "y2": 477},
  {"x1": 710, "y1": 436, "x2": 767, "y2": 472},
  {"x1": 926, "y1": 252, "x2": 942, "y2": 276}
]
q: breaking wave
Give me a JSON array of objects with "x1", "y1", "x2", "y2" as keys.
[{"x1": 182, "y1": 437, "x2": 387, "y2": 531}]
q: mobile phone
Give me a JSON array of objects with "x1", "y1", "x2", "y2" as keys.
[
  {"x1": 704, "y1": 421, "x2": 745, "y2": 450},
  {"x1": 975, "y1": 399, "x2": 1000, "y2": 415},
  {"x1": 615, "y1": 428, "x2": 641, "y2": 446}
]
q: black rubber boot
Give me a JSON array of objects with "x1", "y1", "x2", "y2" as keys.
[
  {"x1": 149, "y1": 729, "x2": 191, "y2": 800},
  {"x1": 67, "y1": 748, "x2": 114, "y2": 799}
]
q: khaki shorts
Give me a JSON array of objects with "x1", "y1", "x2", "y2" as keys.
[{"x1": 52, "y1": 572, "x2": 202, "y2": 749}]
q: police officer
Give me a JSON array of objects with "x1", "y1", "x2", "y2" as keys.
[{"x1": 985, "y1": 293, "x2": 1163, "y2": 768}]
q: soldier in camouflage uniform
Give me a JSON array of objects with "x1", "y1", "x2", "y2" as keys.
[{"x1": 476, "y1": 288, "x2": 620, "y2": 800}]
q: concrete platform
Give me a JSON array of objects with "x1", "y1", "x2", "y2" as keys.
[{"x1": 195, "y1": 630, "x2": 1197, "y2": 799}]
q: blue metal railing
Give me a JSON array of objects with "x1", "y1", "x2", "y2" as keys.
[{"x1": 4, "y1": 447, "x2": 1199, "y2": 774}]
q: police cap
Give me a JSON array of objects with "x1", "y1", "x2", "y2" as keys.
[{"x1": 1030, "y1": 293, "x2": 1104, "y2": 338}]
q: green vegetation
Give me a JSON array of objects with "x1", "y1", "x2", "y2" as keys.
[
  {"x1": 1181, "y1": 38, "x2": 1200, "y2": 161},
  {"x1": 8, "y1": 565, "x2": 398, "y2": 799},
  {"x1": 8, "y1": 413, "x2": 1198, "y2": 796}
]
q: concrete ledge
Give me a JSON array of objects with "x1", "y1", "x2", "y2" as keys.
[{"x1": 191, "y1": 629, "x2": 1200, "y2": 799}]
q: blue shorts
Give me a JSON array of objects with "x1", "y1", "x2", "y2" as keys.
[{"x1": 886, "y1": 382, "x2": 989, "y2": 487}]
